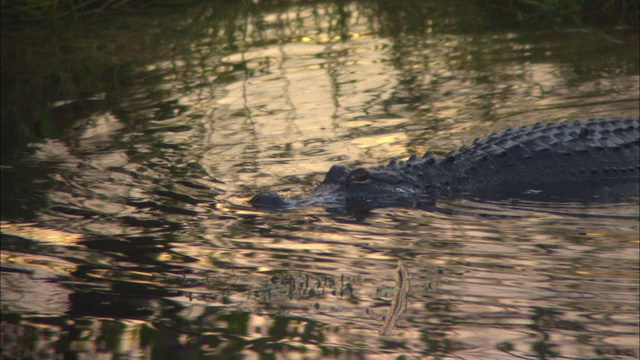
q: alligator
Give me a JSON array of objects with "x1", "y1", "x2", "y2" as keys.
[{"x1": 250, "y1": 117, "x2": 640, "y2": 213}]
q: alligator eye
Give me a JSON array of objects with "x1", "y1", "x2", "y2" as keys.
[{"x1": 348, "y1": 169, "x2": 370, "y2": 183}]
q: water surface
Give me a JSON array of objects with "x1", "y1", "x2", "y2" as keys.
[{"x1": 1, "y1": 1, "x2": 639, "y2": 359}]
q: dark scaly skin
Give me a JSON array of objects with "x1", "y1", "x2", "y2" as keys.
[{"x1": 251, "y1": 118, "x2": 640, "y2": 212}]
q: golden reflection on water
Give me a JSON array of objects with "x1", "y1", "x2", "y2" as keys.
[
  {"x1": 1, "y1": 0, "x2": 639, "y2": 358},
  {"x1": 0, "y1": 222, "x2": 84, "y2": 246}
]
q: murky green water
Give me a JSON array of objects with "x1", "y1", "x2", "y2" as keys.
[{"x1": 2, "y1": 1, "x2": 639, "y2": 359}]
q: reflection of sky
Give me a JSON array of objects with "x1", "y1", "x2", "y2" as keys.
[
  {"x1": 1, "y1": 224, "x2": 80, "y2": 314},
  {"x1": 201, "y1": 8, "x2": 402, "y2": 183},
  {"x1": 2, "y1": 2, "x2": 639, "y2": 358}
]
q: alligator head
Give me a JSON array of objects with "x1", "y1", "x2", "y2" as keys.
[{"x1": 250, "y1": 163, "x2": 425, "y2": 213}]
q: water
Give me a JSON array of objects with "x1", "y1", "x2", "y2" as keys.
[{"x1": 1, "y1": 1, "x2": 639, "y2": 359}]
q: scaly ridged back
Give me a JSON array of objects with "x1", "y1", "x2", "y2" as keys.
[{"x1": 390, "y1": 118, "x2": 639, "y2": 193}]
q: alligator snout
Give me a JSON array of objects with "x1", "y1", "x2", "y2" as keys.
[{"x1": 249, "y1": 191, "x2": 292, "y2": 208}]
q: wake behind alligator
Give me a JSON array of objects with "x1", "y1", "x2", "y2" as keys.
[{"x1": 251, "y1": 118, "x2": 640, "y2": 213}]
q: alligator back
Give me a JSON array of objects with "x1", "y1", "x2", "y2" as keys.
[{"x1": 440, "y1": 118, "x2": 639, "y2": 192}]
